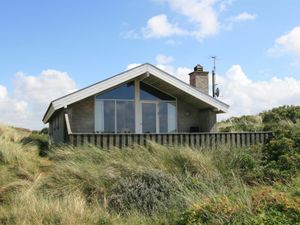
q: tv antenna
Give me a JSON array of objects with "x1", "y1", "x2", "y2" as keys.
[{"x1": 211, "y1": 56, "x2": 219, "y2": 98}]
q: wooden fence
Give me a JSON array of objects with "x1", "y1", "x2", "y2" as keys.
[{"x1": 68, "y1": 132, "x2": 273, "y2": 149}]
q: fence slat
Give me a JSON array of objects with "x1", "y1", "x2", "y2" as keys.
[{"x1": 68, "y1": 132, "x2": 272, "y2": 149}]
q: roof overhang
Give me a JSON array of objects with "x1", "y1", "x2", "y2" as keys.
[{"x1": 43, "y1": 63, "x2": 229, "y2": 123}]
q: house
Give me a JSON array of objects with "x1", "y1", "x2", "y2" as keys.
[{"x1": 43, "y1": 63, "x2": 229, "y2": 144}]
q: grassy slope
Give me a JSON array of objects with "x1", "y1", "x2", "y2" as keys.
[{"x1": 0, "y1": 106, "x2": 300, "y2": 225}]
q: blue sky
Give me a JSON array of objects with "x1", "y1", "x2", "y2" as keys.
[{"x1": 1, "y1": 0, "x2": 300, "y2": 129}]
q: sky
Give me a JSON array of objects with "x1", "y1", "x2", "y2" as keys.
[{"x1": 1, "y1": 0, "x2": 300, "y2": 129}]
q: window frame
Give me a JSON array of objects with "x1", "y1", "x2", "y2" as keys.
[
  {"x1": 95, "y1": 99, "x2": 135, "y2": 133},
  {"x1": 94, "y1": 80, "x2": 178, "y2": 134},
  {"x1": 95, "y1": 81, "x2": 135, "y2": 100},
  {"x1": 140, "y1": 100, "x2": 177, "y2": 133}
]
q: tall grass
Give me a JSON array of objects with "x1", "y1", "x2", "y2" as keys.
[{"x1": 0, "y1": 126, "x2": 299, "y2": 225}]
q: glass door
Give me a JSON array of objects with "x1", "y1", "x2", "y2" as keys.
[{"x1": 141, "y1": 102, "x2": 157, "y2": 133}]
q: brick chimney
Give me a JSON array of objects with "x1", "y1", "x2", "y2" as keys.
[{"x1": 189, "y1": 64, "x2": 209, "y2": 94}]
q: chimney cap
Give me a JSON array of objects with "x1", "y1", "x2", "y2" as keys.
[{"x1": 194, "y1": 64, "x2": 203, "y2": 72}]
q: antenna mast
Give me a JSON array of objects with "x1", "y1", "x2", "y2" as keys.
[{"x1": 211, "y1": 56, "x2": 217, "y2": 98}]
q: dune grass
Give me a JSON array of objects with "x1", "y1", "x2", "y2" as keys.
[{"x1": 0, "y1": 126, "x2": 299, "y2": 225}]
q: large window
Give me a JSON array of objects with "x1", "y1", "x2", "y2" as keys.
[
  {"x1": 95, "y1": 82, "x2": 135, "y2": 133},
  {"x1": 140, "y1": 82, "x2": 176, "y2": 133},
  {"x1": 142, "y1": 102, "x2": 157, "y2": 133},
  {"x1": 116, "y1": 101, "x2": 135, "y2": 133},
  {"x1": 103, "y1": 101, "x2": 115, "y2": 133},
  {"x1": 140, "y1": 82, "x2": 175, "y2": 101},
  {"x1": 159, "y1": 102, "x2": 176, "y2": 133},
  {"x1": 96, "y1": 82, "x2": 134, "y2": 100},
  {"x1": 95, "y1": 81, "x2": 177, "y2": 133}
]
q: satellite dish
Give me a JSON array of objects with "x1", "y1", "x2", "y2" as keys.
[{"x1": 215, "y1": 88, "x2": 220, "y2": 97}]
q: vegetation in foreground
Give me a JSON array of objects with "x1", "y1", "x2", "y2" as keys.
[{"x1": 0, "y1": 105, "x2": 300, "y2": 225}]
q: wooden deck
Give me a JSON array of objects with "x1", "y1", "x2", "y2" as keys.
[{"x1": 68, "y1": 132, "x2": 273, "y2": 149}]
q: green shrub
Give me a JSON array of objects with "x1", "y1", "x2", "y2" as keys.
[
  {"x1": 218, "y1": 115, "x2": 263, "y2": 132},
  {"x1": 108, "y1": 169, "x2": 183, "y2": 215},
  {"x1": 177, "y1": 188, "x2": 300, "y2": 225},
  {"x1": 263, "y1": 137, "x2": 295, "y2": 162},
  {"x1": 261, "y1": 105, "x2": 300, "y2": 124}
]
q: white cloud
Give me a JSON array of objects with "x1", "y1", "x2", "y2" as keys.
[
  {"x1": 218, "y1": 0, "x2": 234, "y2": 12},
  {"x1": 127, "y1": 59, "x2": 300, "y2": 119},
  {"x1": 218, "y1": 65, "x2": 300, "y2": 119},
  {"x1": 174, "y1": 67, "x2": 193, "y2": 83},
  {"x1": 127, "y1": 54, "x2": 192, "y2": 83},
  {"x1": 127, "y1": 0, "x2": 255, "y2": 40},
  {"x1": 269, "y1": 26, "x2": 300, "y2": 56},
  {"x1": 0, "y1": 85, "x2": 7, "y2": 99},
  {"x1": 156, "y1": 54, "x2": 174, "y2": 64},
  {"x1": 127, "y1": 58, "x2": 300, "y2": 120},
  {"x1": 164, "y1": 0, "x2": 220, "y2": 38},
  {"x1": 127, "y1": 63, "x2": 141, "y2": 70},
  {"x1": 0, "y1": 70, "x2": 77, "y2": 129},
  {"x1": 142, "y1": 14, "x2": 186, "y2": 38},
  {"x1": 154, "y1": 53, "x2": 193, "y2": 83},
  {"x1": 223, "y1": 12, "x2": 256, "y2": 30},
  {"x1": 14, "y1": 70, "x2": 76, "y2": 104},
  {"x1": 228, "y1": 12, "x2": 256, "y2": 22}
]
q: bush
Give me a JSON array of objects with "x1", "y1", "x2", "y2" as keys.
[
  {"x1": 108, "y1": 169, "x2": 183, "y2": 215},
  {"x1": 261, "y1": 137, "x2": 300, "y2": 182},
  {"x1": 177, "y1": 188, "x2": 300, "y2": 225},
  {"x1": 261, "y1": 105, "x2": 300, "y2": 124},
  {"x1": 263, "y1": 137, "x2": 295, "y2": 162},
  {"x1": 218, "y1": 115, "x2": 263, "y2": 132}
]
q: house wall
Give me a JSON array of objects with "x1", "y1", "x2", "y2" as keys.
[
  {"x1": 53, "y1": 96, "x2": 216, "y2": 136},
  {"x1": 67, "y1": 96, "x2": 94, "y2": 133},
  {"x1": 48, "y1": 109, "x2": 66, "y2": 144},
  {"x1": 177, "y1": 99, "x2": 216, "y2": 132}
]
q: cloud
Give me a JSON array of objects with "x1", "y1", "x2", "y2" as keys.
[
  {"x1": 269, "y1": 26, "x2": 300, "y2": 56},
  {"x1": 126, "y1": 0, "x2": 256, "y2": 40},
  {"x1": 223, "y1": 12, "x2": 256, "y2": 30},
  {"x1": 0, "y1": 85, "x2": 7, "y2": 99},
  {"x1": 157, "y1": 0, "x2": 220, "y2": 39},
  {"x1": 156, "y1": 54, "x2": 174, "y2": 64},
  {"x1": 218, "y1": 0, "x2": 234, "y2": 12},
  {"x1": 127, "y1": 54, "x2": 192, "y2": 83},
  {"x1": 217, "y1": 65, "x2": 300, "y2": 119},
  {"x1": 14, "y1": 70, "x2": 76, "y2": 104},
  {"x1": 228, "y1": 12, "x2": 256, "y2": 22},
  {"x1": 127, "y1": 58, "x2": 300, "y2": 120},
  {"x1": 0, "y1": 70, "x2": 76, "y2": 129},
  {"x1": 174, "y1": 66, "x2": 193, "y2": 83},
  {"x1": 142, "y1": 14, "x2": 186, "y2": 38},
  {"x1": 127, "y1": 63, "x2": 141, "y2": 70}
]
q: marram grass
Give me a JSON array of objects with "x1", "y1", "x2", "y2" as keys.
[{"x1": 0, "y1": 126, "x2": 299, "y2": 225}]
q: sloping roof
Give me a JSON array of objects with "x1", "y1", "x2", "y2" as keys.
[{"x1": 43, "y1": 63, "x2": 229, "y2": 123}]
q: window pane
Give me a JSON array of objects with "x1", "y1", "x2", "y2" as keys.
[
  {"x1": 116, "y1": 101, "x2": 135, "y2": 133},
  {"x1": 159, "y1": 103, "x2": 167, "y2": 133},
  {"x1": 159, "y1": 102, "x2": 176, "y2": 133},
  {"x1": 96, "y1": 82, "x2": 134, "y2": 100},
  {"x1": 140, "y1": 82, "x2": 175, "y2": 101},
  {"x1": 142, "y1": 103, "x2": 157, "y2": 133},
  {"x1": 104, "y1": 101, "x2": 115, "y2": 133},
  {"x1": 167, "y1": 102, "x2": 176, "y2": 132}
]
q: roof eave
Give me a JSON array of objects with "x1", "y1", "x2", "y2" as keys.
[
  {"x1": 43, "y1": 103, "x2": 55, "y2": 124},
  {"x1": 42, "y1": 63, "x2": 229, "y2": 123}
]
